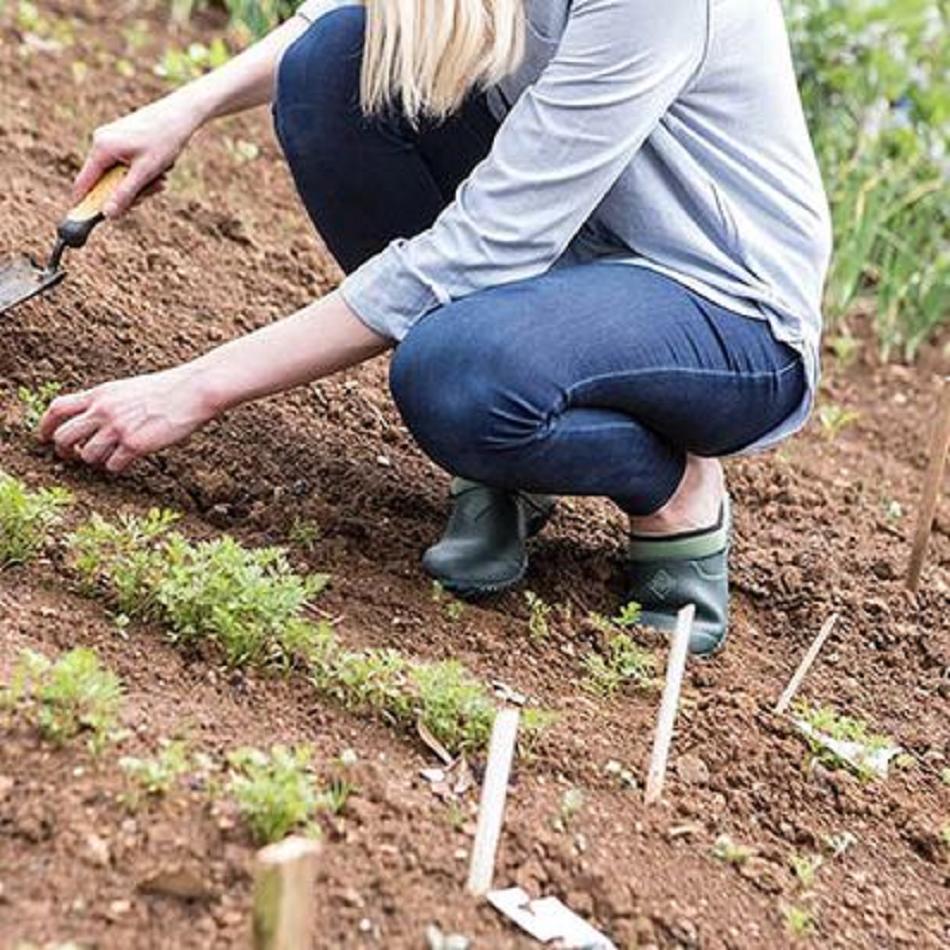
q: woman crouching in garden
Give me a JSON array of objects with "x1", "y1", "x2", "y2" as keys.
[{"x1": 40, "y1": 0, "x2": 832, "y2": 656}]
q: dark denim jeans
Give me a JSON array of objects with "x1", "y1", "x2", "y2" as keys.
[{"x1": 274, "y1": 8, "x2": 806, "y2": 514}]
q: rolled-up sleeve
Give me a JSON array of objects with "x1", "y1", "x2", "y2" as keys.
[{"x1": 340, "y1": 0, "x2": 708, "y2": 340}]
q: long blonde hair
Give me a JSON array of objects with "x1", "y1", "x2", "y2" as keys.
[{"x1": 361, "y1": 0, "x2": 525, "y2": 123}]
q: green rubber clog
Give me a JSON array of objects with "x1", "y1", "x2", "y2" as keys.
[
  {"x1": 422, "y1": 478, "x2": 555, "y2": 597},
  {"x1": 625, "y1": 495, "x2": 732, "y2": 656}
]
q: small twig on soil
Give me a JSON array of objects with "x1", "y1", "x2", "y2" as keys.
[
  {"x1": 252, "y1": 836, "x2": 321, "y2": 950},
  {"x1": 774, "y1": 613, "x2": 839, "y2": 715},
  {"x1": 907, "y1": 376, "x2": 950, "y2": 593},
  {"x1": 466, "y1": 708, "x2": 521, "y2": 897},
  {"x1": 644, "y1": 604, "x2": 694, "y2": 805}
]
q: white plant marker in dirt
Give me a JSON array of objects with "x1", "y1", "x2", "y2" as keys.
[
  {"x1": 907, "y1": 376, "x2": 950, "y2": 593},
  {"x1": 644, "y1": 604, "x2": 695, "y2": 805},
  {"x1": 774, "y1": 613, "x2": 839, "y2": 715},
  {"x1": 466, "y1": 707, "x2": 521, "y2": 897},
  {"x1": 252, "y1": 836, "x2": 320, "y2": 950}
]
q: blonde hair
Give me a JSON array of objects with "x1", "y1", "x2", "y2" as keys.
[{"x1": 361, "y1": 0, "x2": 525, "y2": 123}]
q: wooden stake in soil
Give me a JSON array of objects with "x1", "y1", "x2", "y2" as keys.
[
  {"x1": 907, "y1": 376, "x2": 950, "y2": 593},
  {"x1": 644, "y1": 604, "x2": 695, "y2": 805},
  {"x1": 466, "y1": 707, "x2": 521, "y2": 897},
  {"x1": 252, "y1": 836, "x2": 321, "y2": 950},
  {"x1": 774, "y1": 613, "x2": 839, "y2": 715}
]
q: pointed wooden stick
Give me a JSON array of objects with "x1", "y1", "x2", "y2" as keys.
[
  {"x1": 907, "y1": 377, "x2": 950, "y2": 593},
  {"x1": 644, "y1": 604, "x2": 694, "y2": 805},
  {"x1": 466, "y1": 708, "x2": 520, "y2": 897},
  {"x1": 253, "y1": 837, "x2": 320, "y2": 950},
  {"x1": 774, "y1": 613, "x2": 839, "y2": 715}
]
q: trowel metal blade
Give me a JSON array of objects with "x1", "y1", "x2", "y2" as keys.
[{"x1": 0, "y1": 255, "x2": 64, "y2": 316}]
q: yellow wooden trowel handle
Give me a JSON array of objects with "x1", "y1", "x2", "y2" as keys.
[{"x1": 57, "y1": 165, "x2": 128, "y2": 250}]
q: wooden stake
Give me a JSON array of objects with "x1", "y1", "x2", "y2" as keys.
[
  {"x1": 907, "y1": 377, "x2": 950, "y2": 593},
  {"x1": 252, "y1": 836, "x2": 320, "y2": 950},
  {"x1": 466, "y1": 707, "x2": 520, "y2": 897},
  {"x1": 644, "y1": 604, "x2": 694, "y2": 805},
  {"x1": 774, "y1": 613, "x2": 839, "y2": 715}
]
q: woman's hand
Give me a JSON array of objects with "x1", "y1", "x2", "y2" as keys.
[
  {"x1": 38, "y1": 367, "x2": 219, "y2": 474},
  {"x1": 72, "y1": 99, "x2": 202, "y2": 218}
]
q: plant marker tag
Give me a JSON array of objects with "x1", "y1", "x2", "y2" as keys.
[
  {"x1": 794, "y1": 719, "x2": 902, "y2": 779},
  {"x1": 487, "y1": 887, "x2": 617, "y2": 949}
]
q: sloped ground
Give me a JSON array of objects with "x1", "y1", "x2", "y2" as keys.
[{"x1": 1, "y1": 3, "x2": 947, "y2": 947}]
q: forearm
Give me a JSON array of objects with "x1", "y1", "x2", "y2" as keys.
[
  {"x1": 164, "y1": 14, "x2": 310, "y2": 128},
  {"x1": 189, "y1": 292, "x2": 391, "y2": 413}
]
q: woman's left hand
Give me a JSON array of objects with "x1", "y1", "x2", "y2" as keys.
[{"x1": 38, "y1": 366, "x2": 218, "y2": 474}]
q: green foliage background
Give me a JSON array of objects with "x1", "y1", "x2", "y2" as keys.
[{"x1": 179, "y1": 1, "x2": 949, "y2": 359}]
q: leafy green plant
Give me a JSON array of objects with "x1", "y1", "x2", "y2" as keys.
[
  {"x1": 524, "y1": 591, "x2": 553, "y2": 640},
  {"x1": 582, "y1": 631, "x2": 654, "y2": 697},
  {"x1": 790, "y1": 852, "x2": 823, "y2": 889},
  {"x1": 794, "y1": 701, "x2": 895, "y2": 780},
  {"x1": 712, "y1": 834, "x2": 755, "y2": 866},
  {"x1": 0, "y1": 471, "x2": 71, "y2": 567},
  {"x1": 227, "y1": 745, "x2": 320, "y2": 844},
  {"x1": 786, "y1": 0, "x2": 949, "y2": 360},
  {"x1": 17, "y1": 381, "x2": 62, "y2": 430},
  {"x1": 155, "y1": 38, "x2": 230, "y2": 85},
  {"x1": 67, "y1": 510, "x2": 330, "y2": 667},
  {"x1": 412, "y1": 660, "x2": 497, "y2": 753},
  {"x1": 783, "y1": 904, "x2": 816, "y2": 940},
  {"x1": 817, "y1": 403, "x2": 860, "y2": 440},
  {"x1": 288, "y1": 516, "x2": 320, "y2": 551},
  {"x1": 1, "y1": 648, "x2": 121, "y2": 753},
  {"x1": 120, "y1": 740, "x2": 190, "y2": 798}
]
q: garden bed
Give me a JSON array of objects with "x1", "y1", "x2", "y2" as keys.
[{"x1": 1, "y1": 3, "x2": 947, "y2": 947}]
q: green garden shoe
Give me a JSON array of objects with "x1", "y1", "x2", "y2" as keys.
[
  {"x1": 422, "y1": 478, "x2": 555, "y2": 597},
  {"x1": 625, "y1": 495, "x2": 732, "y2": 656}
]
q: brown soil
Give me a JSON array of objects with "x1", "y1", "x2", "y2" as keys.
[{"x1": 1, "y1": 3, "x2": 948, "y2": 948}]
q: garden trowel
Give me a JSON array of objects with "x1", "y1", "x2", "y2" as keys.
[{"x1": 0, "y1": 165, "x2": 127, "y2": 317}]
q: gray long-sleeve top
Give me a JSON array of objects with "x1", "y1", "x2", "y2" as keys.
[{"x1": 296, "y1": 0, "x2": 832, "y2": 450}]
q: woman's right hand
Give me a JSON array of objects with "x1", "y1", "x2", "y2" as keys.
[{"x1": 72, "y1": 98, "x2": 202, "y2": 218}]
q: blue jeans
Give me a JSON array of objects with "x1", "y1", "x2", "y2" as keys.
[{"x1": 274, "y1": 9, "x2": 807, "y2": 515}]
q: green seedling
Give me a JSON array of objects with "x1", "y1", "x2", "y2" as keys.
[
  {"x1": 1, "y1": 648, "x2": 121, "y2": 754},
  {"x1": 941, "y1": 768, "x2": 950, "y2": 787},
  {"x1": 68, "y1": 510, "x2": 330, "y2": 668},
  {"x1": 711, "y1": 834, "x2": 754, "y2": 866},
  {"x1": 0, "y1": 471, "x2": 71, "y2": 567},
  {"x1": 154, "y1": 39, "x2": 230, "y2": 86},
  {"x1": 822, "y1": 831, "x2": 857, "y2": 859},
  {"x1": 793, "y1": 701, "x2": 895, "y2": 781},
  {"x1": 552, "y1": 787, "x2": 584, "y2": 832},
  {"x1": 120, "y1": 740, "x2": 190, "y2": 799},
  {"x1": 940, "y1": 826, "x2": 950, "y2": 848},
  {"x1": 227, "y1": 744, "x2": 320, "y2": 845},
  {"x1": 288, "y1": 516, "x2": 320, "y2": 552},
  {"x1": 319, "y1": 776, "x2": 354, "y2": 815},
  {"x1": 582, "y1": 631, "x2": 654, "y2": 697},
  {"x1": 817, "y1": 403, "x2": 859, "y2": 441},
  {"x1": 827, "y1": 334, "x2": 861, "y2": 366},
  {"x1": 224, "y1": 136, "x2": 261, "y2": 164},
  {"x1": 524, "y1": 591, "x2": 553, "y2": 640},
  {"x1": 783, "y1": 904, "x2": 816, "y2": 940},
  {"x1": 324, "y1": 648, "x2": 412, "y2": 719},
  {"x1": 790, "y1": 852, "x2": 823, "y2": 889},
  {"x1": 412, "y1": 660, "x2": 497, "y2": 753},
  {"x1": 431, "y1": 580, "x2": 465, "y2": 621},
  {"x1": 17, "y1": 381, "x2": 62, "y2": 430},
  {"x1": 68, "y1": 508, "x2": 180, "y2": 610},
  {"x1": 882, "y1": 498, "x2": 904, "y2": 521}
]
